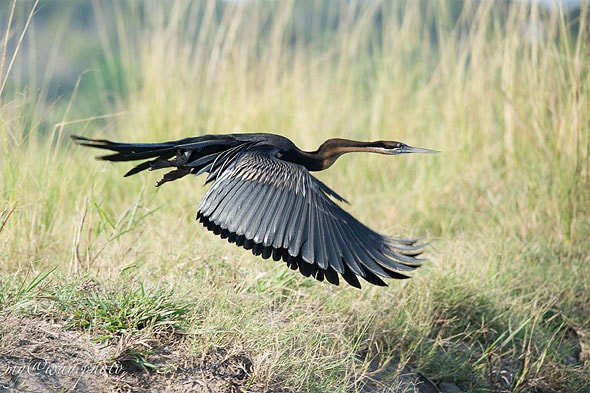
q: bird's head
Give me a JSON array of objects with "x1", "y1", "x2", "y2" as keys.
[{"x1": 369, "y1": 141, "x2": 439, "y2": 155}]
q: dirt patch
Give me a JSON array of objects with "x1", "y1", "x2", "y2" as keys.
[
  {"x1": 358, "y1": 358, "x2": 440, "y2": 393},
  {"x1": 0, "y1": 315, "x2": 267, "y2": 393},
  {"x1": 0, "y1": 315, "x2": 117, "y2": 392}
]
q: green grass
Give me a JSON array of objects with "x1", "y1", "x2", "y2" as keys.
[{"x1": 1, "y1": 1, "x2": 589, "y2": 392}]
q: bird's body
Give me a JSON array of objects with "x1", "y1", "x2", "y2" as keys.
[{"x1": 73, "y1": 133, "x2": 436, "y2": 288}]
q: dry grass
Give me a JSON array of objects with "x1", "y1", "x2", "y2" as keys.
[{"x1": 1, "y1": 1, "x2": 589, "y2": 392}]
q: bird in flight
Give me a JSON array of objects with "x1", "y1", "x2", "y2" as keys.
[{"x1": 73, "y1": 133, "x2": 437, "y2": 288}]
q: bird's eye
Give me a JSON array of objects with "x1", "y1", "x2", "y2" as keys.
[{"x1": 379, "y1": 141, "x2": 402, "y2": 149}]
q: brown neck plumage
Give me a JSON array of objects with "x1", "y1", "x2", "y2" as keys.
[{"x1": 291, "y1": 139, "x2": 388, "y2": 171}]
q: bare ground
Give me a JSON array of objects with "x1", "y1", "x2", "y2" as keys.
[
  {"x1": 0, "y1": 315, "x2": 267, "y2": 393},
  {"x1": 0, "y1": 314, "x2": 456, "y2": 393}
]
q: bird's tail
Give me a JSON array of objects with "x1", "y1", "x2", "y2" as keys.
[
  {"x1": 71, "y1": 135, "x2": 203, "y2": 178},
  {"x1": 71, "y1": 135, "x2": 183, "y2": 162},
  {"x1": 72, "y1": 134, "x2": 244, "y2": 186}
]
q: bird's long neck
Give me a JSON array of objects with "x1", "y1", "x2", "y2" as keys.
[{"x1": 289, "y1": 139, "x2": 386, "y2": 171}]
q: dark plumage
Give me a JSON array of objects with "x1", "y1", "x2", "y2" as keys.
[{"x1": 72, "y1": 133, "x2": 437, "y2": 288}]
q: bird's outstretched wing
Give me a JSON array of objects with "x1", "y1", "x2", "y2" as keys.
[{"x1": 198, "y1": 150, "x2": 425, "y2": 288}]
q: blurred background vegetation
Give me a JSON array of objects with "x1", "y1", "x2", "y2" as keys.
[{"x1": 2, "y1": 0, "x2": 587, "y2": 131}]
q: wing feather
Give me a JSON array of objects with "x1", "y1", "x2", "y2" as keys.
[
  {"x1": 197, "y1": 149, "x2": 425, "y2": 288},
  {"x1": 300, "y1": 197, "x2": 316, "y2": 264},
  {"x1": 200, "y1": 177, "x2": 239, "y2": 218},
  {"x1": 287, "y1": 194, "x2": 309, "y2": 259},
  {"x1": 247, "y1": 184, "x2": 277, "y2": 241},
  {"x1": 223, "y1": 181, "x2": 259, "y2": 234},
  {"x1": 205, "y1": 178, "x2": 247, "y2": 225},
  {"x1": 321, "y1": 219, "x2": 345, "y2": 275},
  {"x1": 263, "y1": 187, "x2": 291, "y2": 247}
]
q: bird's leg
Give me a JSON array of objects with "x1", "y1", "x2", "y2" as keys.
[
  {"x1": 153, "y1": 150, "x2": 193, "y2": 187},
  {"x1": 155, "y1": 167, "x2": 191, "y2": 187},
  {"x1": 149, "y1": 150, "x2": 191, "y2": 170}
]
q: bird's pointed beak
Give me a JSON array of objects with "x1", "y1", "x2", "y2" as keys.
[{"x1": 399, "y1": 144, "x2": 439, "y2": 154}]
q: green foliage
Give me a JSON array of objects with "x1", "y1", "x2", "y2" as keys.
[{"x1": 48, "y1": 280, "x2": 188, "y2": 338}]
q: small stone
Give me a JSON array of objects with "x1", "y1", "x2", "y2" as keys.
[{"x1": 439, "y1": 382, "x2": 462, "y2": 393}]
